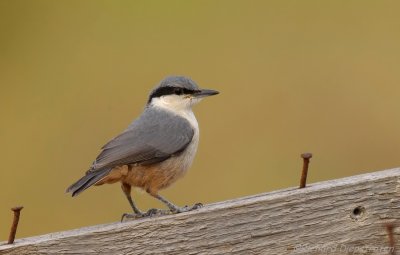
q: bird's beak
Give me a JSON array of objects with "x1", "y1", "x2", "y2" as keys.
[{"x1": 194, "y1": 89, "x2": 219, "y2": 98}]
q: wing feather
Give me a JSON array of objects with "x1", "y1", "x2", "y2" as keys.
[{"x1": 89, "y1": 107, "x2": 194, "y2": 172}]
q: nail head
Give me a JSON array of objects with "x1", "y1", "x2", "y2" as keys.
[
  {"x1": 11, "y1": 206, "x2": 23, "y2": 212},
  {"x1": 301, "y1": 153, "x2": 313, "y2": 159}
]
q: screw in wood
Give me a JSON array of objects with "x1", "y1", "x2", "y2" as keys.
[
  {"x1": 299, "y1": 153, "x2": 312, "y2": 188},
  {"x1": 386, "y1": 223, "x2": 396, "y2": 255},
  {"x1": 7, "y1": 206, "x2": 24, "y2": 244}
]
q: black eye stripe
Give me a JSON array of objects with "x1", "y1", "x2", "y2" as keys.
[
  {"x1": 174, "y1": 87, "x2": 183, "y2": 95},
  {"x1": 148, "y1": 86, "x2": 198, "y2": 103}
]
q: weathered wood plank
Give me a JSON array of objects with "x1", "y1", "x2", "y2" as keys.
[{"x1": 1, "y1": 168, "x2": 400, "y2": 255}]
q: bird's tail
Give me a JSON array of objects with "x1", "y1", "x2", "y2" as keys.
[{"x1": 66, "y1": 168, "x2": 111, "y2": 197}]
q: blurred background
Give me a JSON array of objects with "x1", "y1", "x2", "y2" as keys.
[{"x1": 1, "y1": 0, "x2": 400, "y2": 240}]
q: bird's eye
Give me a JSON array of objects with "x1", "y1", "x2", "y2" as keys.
[{"x1": 174, "y1": 88, "x2": 183, "y2": 95}]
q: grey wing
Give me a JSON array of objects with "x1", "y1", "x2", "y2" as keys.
[{"x1": 89, "y1": 107, "x2": 194, "y2": 171}]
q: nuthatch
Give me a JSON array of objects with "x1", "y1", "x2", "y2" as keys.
[{"x1": 67, "y1": 76, "x2": 219, "y2": 218}]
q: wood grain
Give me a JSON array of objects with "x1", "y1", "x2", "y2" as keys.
[{"x1": 1, "y1": 168, "x2": 400, "y2": 255}]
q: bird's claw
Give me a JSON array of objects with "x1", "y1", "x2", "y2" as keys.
[
  {"x1": 121, "y1": 212, "x2": 145, "y2": 222},
  {"x1": 121, "y1": 208, "x2": 173, "y2": 222},
  {"x1": 144, "y1": 208, "x2": 164, "y2": 217},
  {"x1": 172, "y1": 202, "x2": 203, "y2": 213},
  {"x1": 122, "y1": 203, "x2": 204, "y2": 221},
  {"x1": 192, "y1": 202, "x2": 203, "y2": 209}
]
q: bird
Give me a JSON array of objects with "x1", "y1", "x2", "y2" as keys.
[{"x1": 66, "y1": 76, "x2": 219, "y2": 218}]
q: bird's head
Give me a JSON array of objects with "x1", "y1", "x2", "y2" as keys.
[{"x1": 148, "y1": 76, "x2": 219, "y2": 112}]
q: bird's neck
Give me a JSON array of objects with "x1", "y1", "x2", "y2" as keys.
[{"x1": 150, "y1": 97, "x2": 198, "y2": 130}]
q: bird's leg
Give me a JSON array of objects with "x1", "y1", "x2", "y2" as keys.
[
  {"x1": 121, "y1": 183, "x2": 144, "y2": 221},
  {"x1": 149, "y1": 192, "x2": 203, "y2": 213}
]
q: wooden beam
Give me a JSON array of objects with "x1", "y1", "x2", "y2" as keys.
[{"x1": 1, "y1": 168, "x2": 400, "y2": 255}]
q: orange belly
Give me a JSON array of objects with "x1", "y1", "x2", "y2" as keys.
[{"x1": 94, "y1": 161, "x2": 187, "y2": 195}]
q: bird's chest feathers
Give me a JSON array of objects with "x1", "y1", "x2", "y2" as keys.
[{"x1": 170, "y1": 109, "x2": 200, "y2": 170}]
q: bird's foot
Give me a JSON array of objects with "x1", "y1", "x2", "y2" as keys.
[
  {"x1": 121, "y1": 212, "x2": 145, "y2": 222},
  {"x1": 143, "y1": 208, "x2": 171, "y2": 217},
  {"x1": 171, "y1": 202, "x2": 203, "y2": 213},
  {"x1": 121, "y1": 208, "x2": 174, "y2": 221}
]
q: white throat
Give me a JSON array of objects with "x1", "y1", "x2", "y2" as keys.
[{"x1": 150, "y1": 95, "x2": 200, "y2": 130}]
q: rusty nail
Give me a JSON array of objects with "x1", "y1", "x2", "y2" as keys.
[
  {"x1": 299, "y1": 153, "x2": 312, "y2": 188},
  {"x1": 386, "y1": 223, "x2": 396, "y2": 255},
  {"x1": 7, "y1": 206, "x2": 23, "y2": 244}
]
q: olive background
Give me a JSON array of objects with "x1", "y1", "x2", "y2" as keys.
[{"x1": 1, "y1": 1, "x2": 400, "y2": 240}]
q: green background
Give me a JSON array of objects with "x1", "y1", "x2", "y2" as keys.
[{"x1": 1, "y1": 1, "x2": 400, "y2": 240}]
